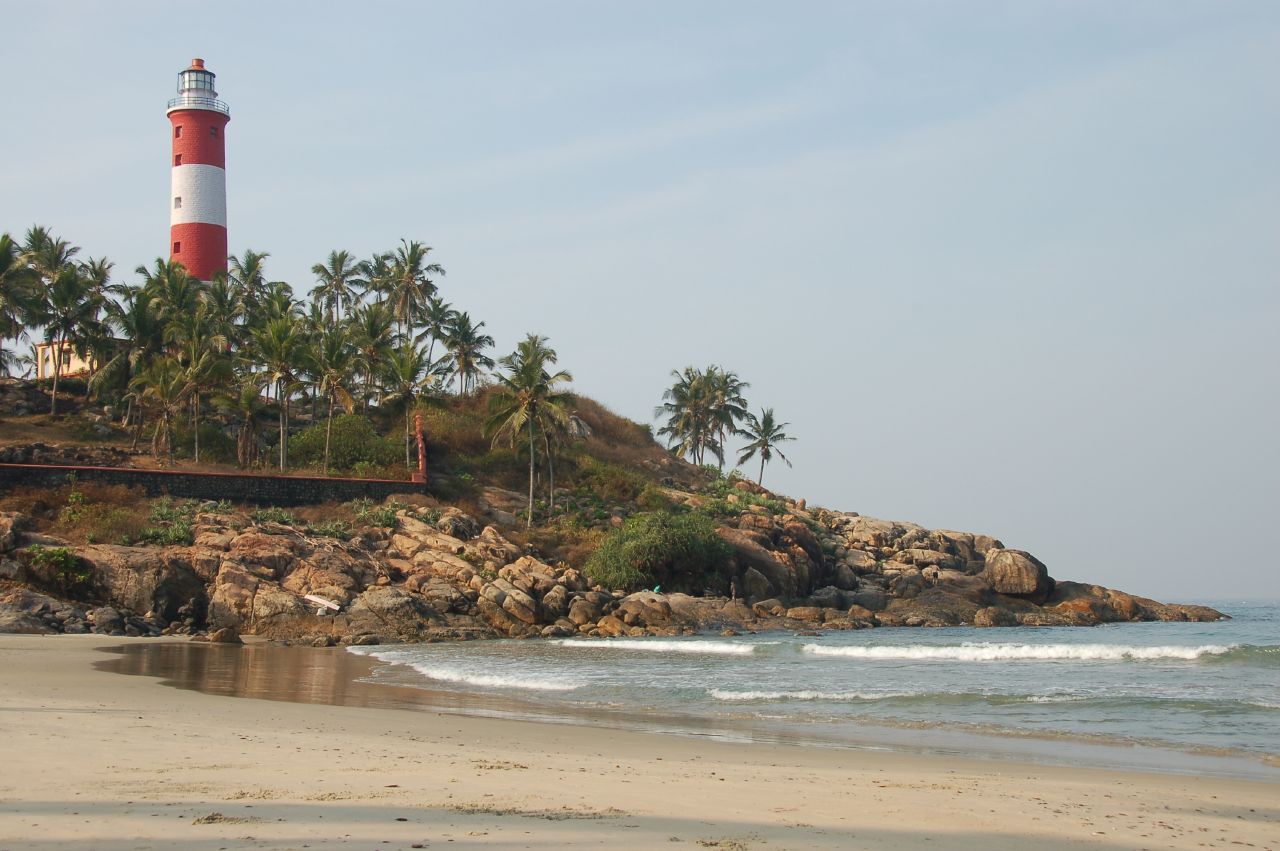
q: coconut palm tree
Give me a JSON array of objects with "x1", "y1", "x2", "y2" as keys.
[
  {"x1": 166, "y1": 305, "x2": 229, "y2": 462},
  {"x1": 0, "y1": 233, "x2": 39, "y2": 344},
  {"x1": 486, "y1": 334, "x2": 573, "y2": 529},
  {"x1": 312, "y1": 326, "x2": 357, "y2": 474},
  {"x1": 441, "y1": 311, "x2": 494, "y2": 396},
  {"x1": 91, "y1": 287, "x2": 165, "y2": 426},
  {"x1": 416, "y1": 295, "x2": 457, "y2": 364},
  {"x1": 707, "y1": 366, "x2": 750, "y2": 473},
  {"x1": 383, "y1": 240, "x2": 445, "y2": 341},
  {"x1": 310, "y1": 249, "x2": 366, "y2": 326},
  {"x1": 227, "y1": 249, "x2": 272, "y2": 315},
  {"x1": 36, "y1": 265, "x2": 101, "y2": 416},
  {"x1": 656, "y1": 366, "x2": 718, "y2": 467},
  {"x1": 215, "y1": 373, "x2": 269, "y2": 468},
  {"x1": 248, "y1": 315, "x2": 306, "y2": 470},
  {"x1": 137, "y1": 258, "x2": 202, "y2": 327},
  {"x1": 737, "y1": 408, "x2": 795, "y2": 486},
  {"x1": 381, "y1": 342, "x2": 434, "y2": 469},
  {"x1": 131, "y1": 356, "x2": 191, "y2": 464},
  {"x1": 202, "y1": 273, "x2": 245, "y2": 349},
  {"x1": 349, "y1": 301, "x2": 397, "y2": 410}
]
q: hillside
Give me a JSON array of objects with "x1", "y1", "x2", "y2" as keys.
[{"x1": 0, "y1": 380, "x2": 1223, "y2": 640}]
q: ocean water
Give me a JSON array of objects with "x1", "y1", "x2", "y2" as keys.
[{"x1": 348, "y1": 601, "x2": 1279, "y2": 775}]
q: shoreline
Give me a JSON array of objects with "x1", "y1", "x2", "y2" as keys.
[{"x1": 2, "y1": 635, "x2": 1277, "y2": 850}]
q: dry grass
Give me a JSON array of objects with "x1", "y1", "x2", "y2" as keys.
[{"x1": 0, "y1": 481, "x2": 151, "y2": 545}]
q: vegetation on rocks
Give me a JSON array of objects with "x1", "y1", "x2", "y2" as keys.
[{"x1": 584, "y1": 512, "x2": 732, "y2": 594}]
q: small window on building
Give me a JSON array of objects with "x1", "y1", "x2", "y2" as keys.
[
  {"x1": 62, "y1": 352, "x2": 71, "y2": 367},
  {"x1": 173, "y1": 241, "x2": 181, "y2": 254},
  {"x1": 174, "y1": 125, "x2": 183, "y2": 139},
  {"x1": 174, "y1": 154, "x2": 182, "y2": 166},
  {"x1": 173, "y1": 196, "x2": 182, "y2": 209},
  {"x1": 210, "y1": 125, "x2": 218, "y2": 138}
]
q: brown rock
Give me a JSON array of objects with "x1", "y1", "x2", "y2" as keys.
[{"x1": 984, "y1": 549, "x2": 1054, "y2": 603}]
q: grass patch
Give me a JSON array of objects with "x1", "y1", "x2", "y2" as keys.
[{"x1": 583, "y1": 511, "x2": 732, "y2": 594}]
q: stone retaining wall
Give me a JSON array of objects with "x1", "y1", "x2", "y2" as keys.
[{"x1": 0, "y1": 463, "x2": 426, "y2": 506}]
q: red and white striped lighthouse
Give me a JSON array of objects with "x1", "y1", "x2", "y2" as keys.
[{"x1": 167, "y1": 58, "x2": 229, "y2": 282}]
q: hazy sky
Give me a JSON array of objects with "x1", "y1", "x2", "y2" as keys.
[{"x1": 3, "y1": 1, "x2": 1277, "y2": 601}]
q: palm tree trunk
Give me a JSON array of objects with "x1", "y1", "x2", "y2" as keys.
[
  {"x1": 404, "y1": 395, "x2": 413, "y2": 469},
  {"x1": 324, "y1": 393, "x2": 334, "y2": 475},
  {"x1": 527, "y1": 416, "x2": 535, "y2": 531},
  {"x1": 50, "y1": 337, "x2": 62, "y2": 416},
  {"x1": 192, "y1": 392, "x2": 201, "y2": 463},
  {"x1": 131, "y1": 410, "x2": 144, "y2": 451},
  {"x1": 758, "y1": 456, "x2": 765, "y2": 485},
  {"x1": 278, "y1": 379, "x2": 287, "y2": 471},
  {"x1": 544, "y1": 430, "x2": 555, "y2": 512}
]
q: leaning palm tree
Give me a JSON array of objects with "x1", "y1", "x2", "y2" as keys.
[
  {"x1": 248, "y1": 315, "x2": 306, "y2": 470},
  {"x1": 441, "y1": 311, "x2": 494, "y2": 396},
  {"x1": 737, "y1": 408, "x2": 795, "y2": 486},
  {"x1": 312, "y1": 326, "x2": 357, "y2": 474},
  {"x1": 309, "y1": 249, "x2": 366, "y2": 326},
  {"x1": 486, "y1": 334, "x2": 573, "y2": 529}
]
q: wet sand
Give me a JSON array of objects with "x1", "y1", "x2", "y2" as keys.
[{"x1": 2, "y1": 634, "x2": 1277, "y2": 850}]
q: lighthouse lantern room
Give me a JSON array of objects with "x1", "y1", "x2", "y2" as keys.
[{"x1": 167, "y1": 58, "x2": 229, "y2": 282}]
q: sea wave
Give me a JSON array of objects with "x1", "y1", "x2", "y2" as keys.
[
  {"x1": 402, "y1": 664, "x2": 582, "y2": 692},
  {"x1": 709, "y1": 689, "x2": 916, "y2": 702},
  {"x1": 553, "y1": 638, "x2": 757, "y2": 656},
  {"x1": 801, "y1": 643, "x2": 1238, "y2": 662}
]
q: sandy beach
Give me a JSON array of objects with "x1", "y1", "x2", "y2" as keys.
[{"x1": 1, "y1": 635, "x2": 1276, "y2": 851}]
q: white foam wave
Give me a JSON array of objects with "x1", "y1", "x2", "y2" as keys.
[
  {"x1": 709, "y1": 689, "x2": 914, "y2": 702},
  {"x1": 554, "y1": 638, "x2": 756, "y2": 656},
  {"x1": 405, "y1": 664, "x2": 581, "y2": 692},
  {"x1": 802, "y1": 643, "x2": 1236, "y2": 662}
]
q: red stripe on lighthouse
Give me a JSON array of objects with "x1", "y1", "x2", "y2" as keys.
[
  {"x1": 169, "y1": 110, "x2": 230, "y2": 168},
  {"x1": 170, "y1": 222, "x2": 227, "y2": 282}
]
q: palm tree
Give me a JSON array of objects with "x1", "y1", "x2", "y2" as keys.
[
  {"x1": 227, "y1": 249, "x2": 271, "y2": 315},
  {"x1": 441, "y1": 311, "x2": 494, "y2": 396},
  {"x1": 91, "y1": 287, "x2": 165, "y2": 426},
  {"x1": 0, "y1": 233, "x2": 39, "y2": 343},
  {"x1": 312, "y1": 326, "x2": 357, "y2": 474},
  {"x1": 381, "y1": 342, "x2": 434, "y2": 470},
  {"x1": 137, "y1": 258, "x2": 202, "y2": 327},
  {"x1": 737, "y1": 408, "x2": 795, "y2": 486},
  {"x1": 248, "y1": 315, "x2": 306, "y2": 470},
  {"x1": 384, "y1": 239, "x2": 445, "y2": 341},
  {"x1": 486, "y1": 334, "x2": 573, "y2": 529},
  {"x1": 707, "y1": 366, "x2": 750, "y2": 473},
  {"x1": 166, "y1": 305, "x2": 229, "y2": 462},
  {"x1": 349, "y1": 301, "x2": 397, "y2": 409},
  {"x1": 215, "y1": 373, "x2": 269, "y2": 468},
  {"x1": 416, "y1": 295, "x2": 457, "y2": 364},
  {"x1": 202, "y1": 273, "x2": 245, "y2": 348},
  {"x1": 131, "y1": 356, "x2": 191, "y2": 464},
  {"x1": 310, "y1": 249, "x2": 366, "y2": 326},
  {"x1": 656, "y1": 366, "x2": 718, "y2": 466},
  {"x1": 37, "y1": 265, "x2": 101, "y2": 416}
]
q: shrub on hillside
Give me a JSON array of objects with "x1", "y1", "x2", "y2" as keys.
[
  {"x1": 576, "y1": 458, "x2": 649, "y2": 504},
  {"x1": 172, "y1": 423, "x2": 236, "y2": 464},
  {"x1": 289, "y1": 415, "x2": 400, "y2": 471},
  {"x1": 583, "y1": 512, "x2": 732, "y2": 594}
]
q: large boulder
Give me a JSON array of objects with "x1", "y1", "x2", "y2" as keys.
[
  {"x1": 78, "y1": 545, "x2": 207, "y2": 624},
  {"x1": 716, "y1": 527, "x2": 796, "y2": 598},
  {"x1": 984, "y1": 548, "x2": 1054, "y2": 603},
  {"x1": 342, "y1": 586, "x2": 443, "y2": 640}
]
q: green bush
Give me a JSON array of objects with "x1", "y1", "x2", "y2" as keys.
[
  {"x1": 251, "y1": 506, "x2": 297, "y2": 526},
  {"x1": 134, "y1": 521, "x2": 193, "y2": 546},
  {"x1": 346, "y1": 497, "x2": 401, "y2": 529},
  {"x1": 289, "y1": 415, "x2": 401, "y2": 471},
  {"x1": 309, "y1": 520, "x2": 352, "y2": 540},
  {"x1": 584, "y1": 512, "x2": 732, "y2": 594},
  {"x1": 26, "y1": 545, "x2": 92, "y2": 593}
]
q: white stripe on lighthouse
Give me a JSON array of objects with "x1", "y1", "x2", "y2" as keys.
[{"x1": 170, "y1": 164, "x2": 227, "y2": 227}]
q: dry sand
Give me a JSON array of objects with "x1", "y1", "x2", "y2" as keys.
[{"x1": 0, "y1": 635, "x2": 1275, "y2": 851}]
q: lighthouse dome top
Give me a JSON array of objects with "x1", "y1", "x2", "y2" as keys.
[{"x1": 167, "y1": 57, "x2": 230, "y2": 116}]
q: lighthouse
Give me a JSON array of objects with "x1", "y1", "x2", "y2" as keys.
[{"x1": 167, "y1": 58, "x2": 229, "y2": 281}]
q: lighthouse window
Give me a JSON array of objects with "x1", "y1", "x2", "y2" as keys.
[
  {"x1": 174, "y1": 154, "x2": 182, "y2": 166},
  {"x1": 173, "y1": 241, "x2": 181, "y2": 254},
  {"x1": 210, "y1": 126, "x2": 218, "y2": 138},
  {"x1": 174, "y1": 125, "x2": 182, "y2": 139},
  {"x1": 173, "y1": 196, "x2": 182, "y2": 209}
]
